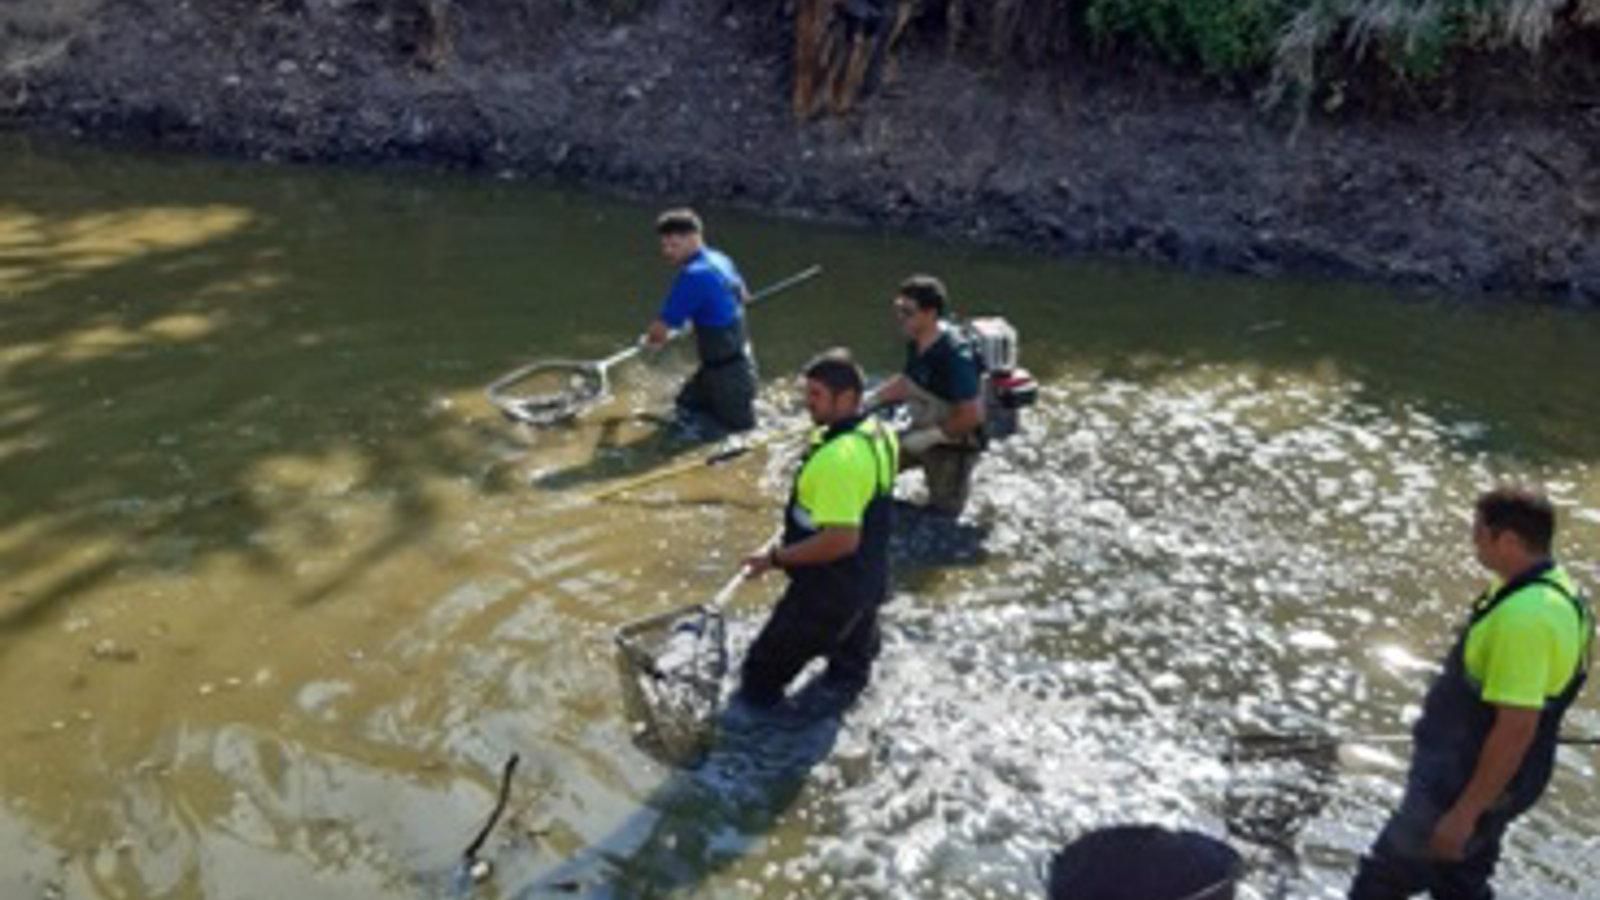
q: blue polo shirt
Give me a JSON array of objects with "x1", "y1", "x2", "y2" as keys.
[{"x1": 657, "y1": 248, "x2": 745, "y2": 330}]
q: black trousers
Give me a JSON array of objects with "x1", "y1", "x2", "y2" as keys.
[
  {"x1": 738, "y1": 577, "x2": 880, "y2": 708},
  {"x1": 1349, "y1": 764, "x2": 1517, "y2": 899},
  {"x1": 676, "y1": 357, "x2": 757, "y2": 434}
]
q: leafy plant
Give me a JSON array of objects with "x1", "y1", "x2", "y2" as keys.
[
  {"x1": 1085, "y1": 0, "x2": 1289, "y2": 74},
  {"x1": 909, "y1": 0, "x2": 1600, "y2": 100}
]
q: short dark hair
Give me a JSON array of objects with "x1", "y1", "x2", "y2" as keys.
[
  {"x1": 802, "y1": 348, "x2": 864, "y2": 399},
  {"x1": 898, "y1": 274, "x2": 947, "y2": 316},
  {"x1": 655, "y1": 208, "x2": 703, "y2": 236},
  {"x1": 1476, "y1": 487, "x2": 1555, "y2": 554}
]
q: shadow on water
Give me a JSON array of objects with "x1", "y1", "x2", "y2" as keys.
[
  {"x1": 888, "y1": 500, "x2": 991, "y2": 593},
  {"x1": 529, "y1": 397, "x2": 815, "y2": 497},
  {"x1": 516, "y1": 679, "x2": 855, "y2": 899},
  {"x1": 526, "y1": 413, "x2": 686, "y2": 493},
  {"x1": 0, "y1": 138, "x2": 683, "y2": 633},
  {"x1": 525, "y1": 406, "x2": 803, "y2": 496},
  {"x1": 0, "y1": 214, "x2": 374, "y2": 626}
]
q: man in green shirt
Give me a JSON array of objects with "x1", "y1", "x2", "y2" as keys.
[
  {"x1": 867, "y1": 274, "x2": 985, "y2": 517},
  {"x1": 737, "y1": 351, "x2": 898, "y2": 707},
  {"x1": 1350, "y1": 487, "x2": 1592, "y2": 899}
]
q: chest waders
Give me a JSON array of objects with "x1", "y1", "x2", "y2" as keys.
[
  {"x1": 897, "y1": 379, "x2": 981, "y2": 516},
  {"x1": 781, "y1": 416, "x2": 895, "y2": 608},
  {"x1": 677, "y1": 317, "x2": 757, "y2": 432},
  {"x1": 1411, "y1": 563, "x2": 1591, "y2": 814},
  {"x1": 901, "y1": 380, "x2": 982, "y2": 448},
  {"x1": 736, "y1": 417, "x2": 894, "y2": 707},
  {"x1": 694, "y1": 317, "x2": 750, "y2": 370}
]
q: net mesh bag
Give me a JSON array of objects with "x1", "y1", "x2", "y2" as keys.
[
  {"x1": 1222, "y1": 735, "x2": 1337, "y2": 851},
  {"x1": 614, "y1": 603, "x2": 729, "y2": 767},
  {"x1": 489, "y1": 362, "x2": 605, "y2": 425}
]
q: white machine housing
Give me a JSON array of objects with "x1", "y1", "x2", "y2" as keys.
[
  {"x1": 961, "y1": 315, "x2": 1036, "y2": 440},
  {"x1": 966, "y1": 317, "x2": 1018, "y2": 372}
]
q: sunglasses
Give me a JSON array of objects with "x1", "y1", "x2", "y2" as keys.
[{"x1": 893, "y1": 302, "x2": 920, "y2": 319}]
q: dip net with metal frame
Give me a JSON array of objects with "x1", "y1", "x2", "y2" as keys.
[
  {"x1": 485, "y1": 265, "x2": 821, "y2": 427},
  {"x1": 486, "y1": 347, "x2": 635, "y2": 426},
  {"x1": 614, "y1": 571, "x2": 747, "y2": 768}
]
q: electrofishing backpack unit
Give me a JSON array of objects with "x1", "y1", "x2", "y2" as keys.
[{"x1": 959, "y1": 316, "x2": 1038, "y2": 440}]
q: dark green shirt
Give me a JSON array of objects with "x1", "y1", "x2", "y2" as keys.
[{"x1": 904, "y1": 327, "x2": 981, "y2": 404}]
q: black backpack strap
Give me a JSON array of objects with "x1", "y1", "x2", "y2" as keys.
[
  {"x1": 842, "y1": 419, "x2": 895, "y2": 499},
  {"x1": 1532, "y1": 577, "x2": 1594, "y2": 675}
]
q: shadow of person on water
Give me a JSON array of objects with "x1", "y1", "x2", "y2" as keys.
[
  {"x1": 513, "y1": 678, "x2": 857, "y2": 899},
  {"x1": 527, "y1": 405, "x2": 800, "y2": 496},
  {"x1": 888, "y1": 499, "x2": 991, "y2": 593},
  {"x1": 524, "y1": 412, "x2": 694, "y2": 493}
]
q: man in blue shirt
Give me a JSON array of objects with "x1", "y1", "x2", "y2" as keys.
[{"x1": 643, "y1": 209, "x2": 757, "y2": 434}]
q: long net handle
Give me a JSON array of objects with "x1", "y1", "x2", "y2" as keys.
[
  {"x1": 586, "y1": 421, "x2": 811, "y2": 502},
  {"x1": 746, "y1": 264, "x2": 822, "y2": 307},
  {"x1": 1232, "y1": 731, "x2": 1600, "y2": 759},
  {"x1": 490, "y1": 265, "x2": 822, "y2": 406},
  {"x1": 598, "y1": 344, "x2": 644, "y2": 371},
  {"x1": 688, "y1": 526, "x2": 783, "y2": 688},
  {"x1": 709, "y1": 526, "x2": 785, "y2": 612},
  {"x1": 640, "y1": 263, "x2": 823, "y2": 355},
  {"x1": 708, "y1": 568, "x2": 751, "y2": 612}
]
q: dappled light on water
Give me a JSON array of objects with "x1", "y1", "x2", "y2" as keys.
[
  {"x1": 0, "y1": 138, "x2": 1597, "y2": 898},
  {"x1": 0, "y1": 205, "x2": 255, "y2": 298}
]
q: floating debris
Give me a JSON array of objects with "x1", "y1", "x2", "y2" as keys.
[{"x1": 89, "y1": 639, "x2": 140, "y2": 663}]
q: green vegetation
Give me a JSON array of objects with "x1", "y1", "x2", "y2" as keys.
[
  {"x1": 936, "y1": 0, "x2": 1600, "y2": 97},
  {"x1": 1085, "y1": 0, "x2": 1285, "y2": 75},
  {"x1": 1265, "y1": 0, "x2": 1600, "y2": 97}
]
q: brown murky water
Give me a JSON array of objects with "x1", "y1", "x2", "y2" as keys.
[{"x1": 3, "y1": 136, "x2": 1599, "y2": 899}]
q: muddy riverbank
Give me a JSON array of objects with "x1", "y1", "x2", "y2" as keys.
[{"x1": 4, "y1": 0, "x2": 1600, "y2": 303}]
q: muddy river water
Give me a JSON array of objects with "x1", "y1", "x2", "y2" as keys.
[{"x1": 3, "y1": 136, "x2": 1599, "y2": 898}]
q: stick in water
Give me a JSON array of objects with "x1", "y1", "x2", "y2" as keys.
[
  {"x1": 462, "y1": 752, "x2": 521, "y2": 882},
  {"x1": 1232, "y1": 732, "x2": 1600, "y2": 754}
]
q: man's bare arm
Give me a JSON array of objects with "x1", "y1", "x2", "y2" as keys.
[
  {"x1": 941, "y1": 397, "x2": 983, "y2": 438},
  {"x1": 745, "y1": 526, "x2": 860, "y2": 576},
  {"x1": 1430, "y1": 705, "x2": 1540, "y2": 860},
  {"x1": 868, "y1": 375, "x2": 910, "y2": 407}
]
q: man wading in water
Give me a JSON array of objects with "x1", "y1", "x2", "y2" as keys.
[
  {"x1": 642, "y1": 208, "x2": 758, "y2": 435},
  {"x1": 737, "y1": 351, "x2": 897, "y2": 706},
  {"x1": 1350, "y1": 487, "x2": 1592, "y2": 899},
  {"x1": 866, "y1": 275, "x2": 984, "y2": 516}
]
